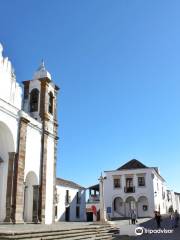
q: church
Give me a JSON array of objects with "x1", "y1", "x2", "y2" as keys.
[{"x1": 0, "y1": 43, "x2": 59, "y2": 224}]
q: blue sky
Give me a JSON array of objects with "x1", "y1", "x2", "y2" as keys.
[{"x1": 1, "y1": 0, "x2": 180, "y2": 191}]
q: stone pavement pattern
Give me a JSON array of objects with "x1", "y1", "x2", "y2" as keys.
[{"x1": 112, "y1": 216, "x2": 180, "y2": 240}]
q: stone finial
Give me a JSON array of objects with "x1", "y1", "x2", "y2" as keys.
[
  {"x1": 33, "y1": 59, "x2": 51, "y2": 80},
  {"x1": 37, "y1": 59, "x2": 45, "y2": 71}
]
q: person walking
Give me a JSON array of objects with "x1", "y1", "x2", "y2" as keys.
[
  {"x1": 155, "y1": 211, "x2": 162, "y2": 229},
  {"x1": 170, "y1": 211, "x2": 175, "y2": 229},
  {"x1": 131, "y1": 210, "x2": 137, "y2": 225},
  {"x1": 174, "y1": 210, "x2": 179, "y2": 228},
  {"x1": 128, "y1": 209, "x2": 132, "y2": 225}
]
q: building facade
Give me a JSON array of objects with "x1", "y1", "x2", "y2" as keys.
[
  {"x1": 86, "y1": 184, "x2": 100, "y2": 221},
  {"x1": 101, "y1": 159, "x2": 179, "y2": 220},
  {"x1": 55, "y1": 178, "x2": 86, "y2": 222},
  {"x1": 0, "y1": 43, "x2": 59, "y2": 224}
]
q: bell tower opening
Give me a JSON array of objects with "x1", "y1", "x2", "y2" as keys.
[
  {"x1": 48, "y1": 91, "x2": 54, "y2": 115},
  {"x1": 30, "y1": 88, "x2": 39, "y2": 112}
]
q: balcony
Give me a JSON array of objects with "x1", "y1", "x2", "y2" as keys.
[
  {"x1": 87, "y1": 195, "x2": 100, "y2": 203},
  {"x1": 124, "y1": 186, "x2": 135, "y2": 193}
]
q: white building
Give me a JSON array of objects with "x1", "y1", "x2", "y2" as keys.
[
  {"x1": 167, "y1": 190, "x2": 180, "y2": 214},
  {"x1": 55, "y1": 178, "x2": 86, "y2": 222},
  {"x1": 102, "y1": 159, "x2": 179, "y2": 219},
  {"x1": 86, "y1": 184, "x2": 100, "y2": 221},
  {"x1": 0, "y1": 43, "x2": 59, "y2": 224}
]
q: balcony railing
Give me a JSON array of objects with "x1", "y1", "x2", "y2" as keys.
[
  {"x1": 124, "y1": 186, "x2": 135, "y2": 193},
  {"x1": 87, "y1": 195, "x2": 100, "y2": 203}
]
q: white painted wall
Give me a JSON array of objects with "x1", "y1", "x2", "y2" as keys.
[
  {"x1": 56, "y1": 185, "x2": 86, "y2": 222},
  {"x1": 168, "y1": 192, "x2": 180, "y2": 213},
  {"x1": 152, "y1": 171, "x2": 167, "y2": 214},
  {"x1": 24, "y1": 123, "x2": 42, "y2": 184},
  {"x1": 0, "y1": 71, "x2": 20, "y2": 222},
  {"x1": 0, "y1": 45, "x2": 22, "y2": 109}
]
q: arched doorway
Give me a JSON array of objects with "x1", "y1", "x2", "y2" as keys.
[
  {"x1": 24, "y1": 171, "x2": 39, "y2": 222},
  {"x1": 0, "y1": 121, "x2": 14, "y2": 222},
  {"x1": 125, "y1": 196, "x2": 136, "y2": 217},
  {"x1": 113, "y1": 197, "x2": 125, "y2": 217},
  {"x1": 137, "y1": 196, "x2": 149, "y2": 217}
]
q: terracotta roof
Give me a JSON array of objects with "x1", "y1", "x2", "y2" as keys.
[
  {"x1": 56, "y1": 177, "x2": 85, "y2": 190},
  {"x1": 117, "y1": 159, "x2": 148, "y2": 170}
]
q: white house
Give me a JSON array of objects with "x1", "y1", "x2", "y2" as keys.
[
  {"x1": 55, "y1": 178, "x2": 86, "y2": 222},
  {"x1": 0, "y1": 43, "x2": 59, "y2": 224},
  {"x1": 102, "y1": 159, "x2": 177, "y2": 219}
]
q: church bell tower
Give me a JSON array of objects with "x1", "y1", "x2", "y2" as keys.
[{"x1": 22, "y1": 61, "x2": 59, "y2": 223}]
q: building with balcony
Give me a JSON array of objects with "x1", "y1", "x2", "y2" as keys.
[
  {"x1": 55, "y1": 178, "x2": 86, "y2": 222},
  {"x1": 103, "y1": 159, "x2": 176, "y2": 219},
  {"x1": 86, "y1": 184, "x2": 100, "y2": 221}
]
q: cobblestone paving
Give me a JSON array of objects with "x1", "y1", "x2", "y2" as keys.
[
  {"x1": 135, "y1": 216, "x2": 180, "y2": 240},
  {"x1": 112, "y1": 216, "x2": 180, "y2": 240}
]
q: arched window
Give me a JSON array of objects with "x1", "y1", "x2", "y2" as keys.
[
  {"x1": 30, "y1": 88, "x2": 39, "y2": 112},
  {"x1": 48, "y1": 92, "x2": 54, "y2": 114}
]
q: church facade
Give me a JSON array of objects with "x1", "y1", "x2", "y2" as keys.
[{"x1": 0, "y1": 43, "x2": 59, "y2": 224}]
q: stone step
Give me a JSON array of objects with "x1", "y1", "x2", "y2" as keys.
[
  {"x1": 40, "y1": 231, "x2": 112, "y2": 239},
  {"x1": 0, "y1": 226, "x2": 113, "y2": 236},
  {"x1": 0, "y1": 233, "x2": 113, "y2": 240},
  {"x1": 0, "y1": 226, "x2": 116, "y2": 240},
  {"x1": 0, "y1": 228, "x2": 111, "y2": 239},
  {"x1": 42, "y1": 232, "x2": 113, "y2": 240}
]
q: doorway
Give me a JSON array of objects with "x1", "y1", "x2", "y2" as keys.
[
  {"x1": 65, "y1": 206, "x2": 70, "y2": 221},
  {"x1": 24, "y1": 171, "x2": 39, "y2": 222}
]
